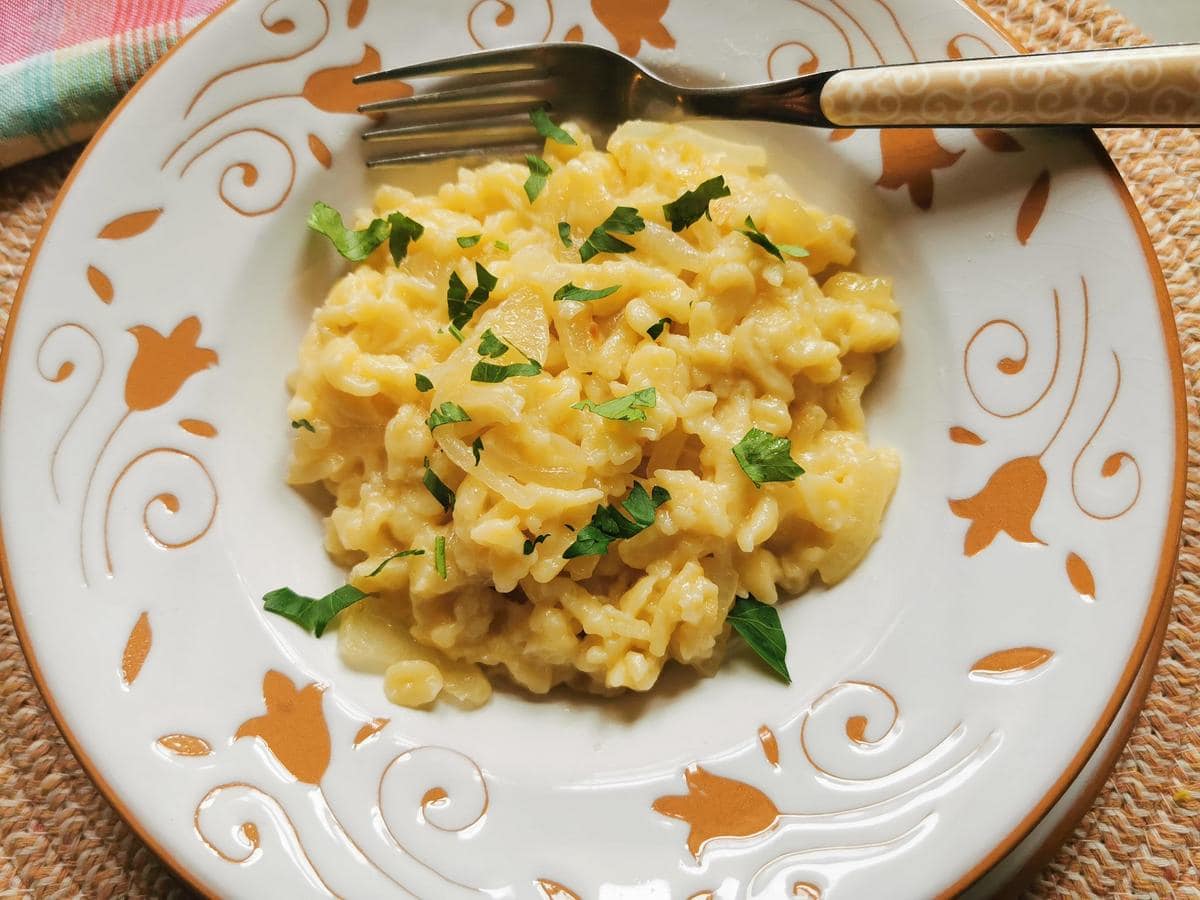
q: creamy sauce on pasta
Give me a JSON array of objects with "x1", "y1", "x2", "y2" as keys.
[{"x1": 287, "y1": 121, "x2": 900, "y2": 708}]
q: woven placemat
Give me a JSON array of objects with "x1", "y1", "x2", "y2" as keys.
[{"x1": 0, "y1": 1, "x2": 1196, "y2": 896}]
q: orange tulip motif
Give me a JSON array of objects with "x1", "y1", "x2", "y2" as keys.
[
  {"x1": 125, "y1": 316, "x2": 217, "y2": 412},
  {"x1": 236, "y1": 671, "x2": 332, "y2": 785},
  {"x1": 876, "y1": 129, "x2": 964, "y2": 210},
  {"x1": 591, "y1": 0, "x2": 675, "y2": 57},
  {"x1": 948, "y1": 455, "x2": 1047, "y2": 557},
  {"x1": 652, "y1": 765, "x2": 780, "y2": 858}
]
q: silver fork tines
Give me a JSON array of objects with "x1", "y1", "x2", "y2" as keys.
[
  {"x1": 363, "y1": 114, "x2": 537, "y2": 144},
  {"x1": 366, "y1": 141, "x2": 542, "y2": 169},
  {"x1": 357, "y1": 81, "x2": 550, "y2": 117}
]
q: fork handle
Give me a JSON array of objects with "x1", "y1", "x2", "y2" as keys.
[{"x1": 818, "y1": 44, "x2": 1200, "y2": 127}]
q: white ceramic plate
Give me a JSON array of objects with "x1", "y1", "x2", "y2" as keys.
[{"x1": 0, "y1": 1, "x2": 1185, "y2": 897}]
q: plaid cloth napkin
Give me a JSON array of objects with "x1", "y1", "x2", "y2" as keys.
[{"x1": 0, "y1": 1, "x2": 225, "y2": 169}]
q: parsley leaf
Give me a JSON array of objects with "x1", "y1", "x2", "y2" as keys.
[
  {"x1": 663, "y1": 175, "x2": 731, "y2": 232},
  {"x1": 448, "y1": 323, "x2": 465, "y2": 342},
  {"x1": 572, "y1": 387, "x2": 656, "y2": 422},
  {"x1": 478, "y1": 329, "x2": 508, "y2": 358},
  {"x1": 737, "y1": 216, "x2": 809, "y2": 261},
  {"x1": 367, "y1": 549, "x2": 425, "y2": 576},
  {"x1": 414, "y1": 373, "x2": 433, "y2": 392},
  {"x1": 558, "y1": 222, "x2": 573, "y2": 247},
  {"x1": 530, "y1": 108, "x2": 576, "y2": 146},
  {"x1": 387, "y1": 212, "x2": 425, "y2": 263},
  {"x1": 471, "y1": 436, "x2": 483, "y2": 465},
  {"x1": 426, "y1": 401, "x2": 470, "y2": 431},
  {"x1": 580, "y1": 206, "x2": 645, "y2": 262},
  {"x1": 562, "y1": 482, "x2": 669, "y2": 558},
  {"x1": 647, "y1": 317, "x2": 671, "y2": 339},
  {"x1": 732, "y1": 427, "x2": 805, "y2": 487},
  {"x1": 523, "y1": 533, "x2": 549, "y2": 555},
  {"x1": 553, "y1": 282, "x2": 620, "y2": 303},
  {"x1": 263, "y1": 584, "x2": 367, "y2": 638},
  {"x1": 494, "y1": 240, "x2": 509, "y2": 251},
  {"x1": 471, "y1": 330, "x2": 542, "y2": 382},
  {"x1": 457, "y1": 234, "x2": 482, "y2": 248},
  {"x1": 435, "y1": 535, "x2": 447, "y2": 579},
  {"x1": 307, "y1": 202, "x2": 424, "y2": 265},
  {"x1": 472, "y1": 360, "x2": 542, "y2": 382},
  {"x1": 727, "y1": 595, "x2": 790, "y2": 683},
  {"x1": 307, "y1": 201, "x2": 389, "y2": 260},
  {"x1": 524, "y1": 155, "x2": 552, "y2": 202},
  {"x1": 422, "y1": 458, "x2": 455, "y2": 512},
  {"x1": 447, "y1": 261, "x2": 498, "y2": 329},
  {"x1": 291, "y1": 418, "x2": 315, "y2": 432}
]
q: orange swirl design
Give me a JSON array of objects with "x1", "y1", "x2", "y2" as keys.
[
  {"x1": 195, "y1": 782, "x2": 340, "y2": 896},
  {"x1": 964, "y1": 287, "x2": 1061, "y2": 420},
  {"x1": 372, "y1": 745, "x2": 492, "y2": 892},
  {"x1": 468, "y1": 0, "x2": 554, "y2": 48},
  {"x1": 1071, "y1": 352, "x2": 1142, "y2": 520},
  {"x1": 767, "y1": 42, "x2": 821, "y2": 80},
  {"x1": 185, "y1": 0, "x2": 332, "y2": 117},
  {"x1": 37, "y1": 323, "x2": 104, "y2": 503},
  {"x1": 102, "y1": 447, "x2": 218, "y2": 577},
  {"x1": 179, "y1": 127, "x2": 297, "y2": 217}
]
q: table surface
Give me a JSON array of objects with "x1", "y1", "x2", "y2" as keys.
[{"x1": 1113, "y1": 0, "x2": 1200, "y2": 39}]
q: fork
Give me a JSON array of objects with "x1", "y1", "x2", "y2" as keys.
[{"x1": 354, "y1": 42, "x2": 1200, "y2": 166}]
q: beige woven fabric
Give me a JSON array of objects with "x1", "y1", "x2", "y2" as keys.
[{"x1": 0, "y1": 1, "x2": 1195, "y2": 896}]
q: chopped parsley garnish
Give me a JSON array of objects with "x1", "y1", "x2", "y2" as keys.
[
  {"x1": 434, "y1": 535, "x2": 447, "y2": 579},
  {"x1": 647, "y1": 317, "x2": 671, "y2": 339},
  {"x1": 263, "y1": 584, "x2": 367, "y2": 638},
  {"x1": 414, "y1": 373, "x2": 433, "y2": 392},
  {"x1": 662, "y1": 175, "x2": 731, "y2": 232},
  {"x1": 572, "y1": 387, "x2": 656, "y2": 422},
  {"x1": 426, "y1": 401, "x2": 471, "y2": 431},
  {"x1": 422, "y1": 458, "x2": 455, "y2": 512},
  {"x1": 447, "y1": 261, "x2": 498, "y2": 329},
  {"x1": 558, "y1": 222, "x2": 573, "y2": 247},
  {"x1": 732, "y1": 427, "x2": 805, "y2": 487},
  {"x1": 367, "y1": 549, "x2": 425, "y2": 576},
  {"x1": 728, "y1": 595, "x2": 790, "y2": 683},
  {"x1": 523, "y1": 534, "x2": 549, "y2": 555},
  {"x1": 387, "y1": 213, "x2": 425, "y2": 263},
  {"x1": 524, "y1": 155, "x2": 552, "y2": 202},
  {"x1": 530, "y1": 108, "x2": 576, "y2": 145},
  {"x1": 471, "y1": 436, "x2": 483, "y2": 465},
  {"x1": 494, "y1": 240, "x2": 510, "y2": 251},
  {"x1": 563, "y1": 482, "x2": 669, "y2": 558},
  {"x1": 478, "y1": 329, "x2": 508, "y2": 358},
  {"x1": 737, "y1": 216, "x2": 809, "y2": 261},
  {"x1": 291, "y1": 418, "x2": 315, "y2": 432},
  {"x1": 471, "y1": 329, "x2": 541, "y2": 382},
  {"x1": 553, "y1": 282, "x2": 620, "y2": 303},
  {"x1": 580, "y1": 206, "x2": 644, "y2": 262},
  {"x1": 307, "y1": 201, "x2": 425, "y2": 265},
  {"x1": 457, "y1": 234, "x2": 482, "y2": 248},
  {"x1": 448, "y1": 323, "x2": 465, "y2": 343}
]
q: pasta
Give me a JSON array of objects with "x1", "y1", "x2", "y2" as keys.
[{"x1": 287, "y1": 121, "x2": 900, "y2": 708}]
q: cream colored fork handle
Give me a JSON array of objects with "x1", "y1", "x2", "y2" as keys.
[{"x1": 820, "y1": 44, "x2": 1200, "y2": 127}]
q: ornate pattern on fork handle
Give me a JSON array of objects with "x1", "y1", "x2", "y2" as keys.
[{"x1": 820, "y1": 44, "x2": 1200, "y2": 126}]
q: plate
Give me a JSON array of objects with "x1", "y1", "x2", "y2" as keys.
[{"x1": 0, "y1": 0, "x2": 1185, "y2": 897}]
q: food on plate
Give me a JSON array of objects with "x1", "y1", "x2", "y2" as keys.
[{"x1": 268, "y1": 115, "x2": 900, "y2": 708}]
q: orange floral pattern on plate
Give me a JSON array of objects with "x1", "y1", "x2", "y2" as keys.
[
  {"x1": 591, "y1": 0, "x2": 675, "y2": 56},
  {"x1": 948, "y1": 455, "x2": 1047, "y2": 556},
  {"x1": 652, "y1": 765, "x2": 780, "y2": 858},
  {"x1": 125, "y1": 317, "x2": 217, "y2": 412},
  {"x1": 235, "y1": 671, "x2": 331, "y2": 785}
]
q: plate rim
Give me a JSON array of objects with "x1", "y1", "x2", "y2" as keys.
[{"x1": 0, "y1": 1, "x2": 1185, "y2": 896}]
